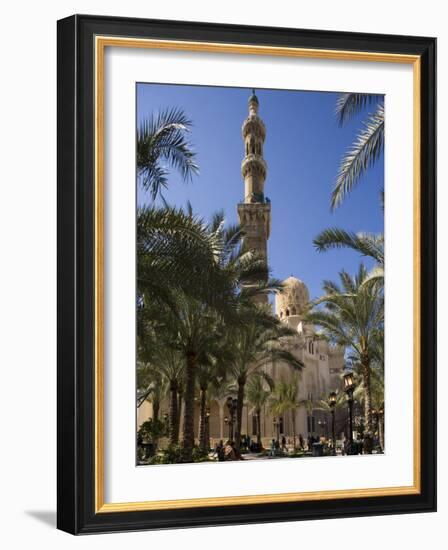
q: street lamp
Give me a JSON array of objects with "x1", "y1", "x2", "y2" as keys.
[
  {"x1": 343, "y1": 371, "x2": 355, "y2": 394},
  {"x1": 273, "y1": 417, "x2": 281, "y2": 442},
  {"x1": 329, "y1": 391, "x2": 337, "y2": 456},
  {"x1": 205, "y1": 407, "x2": 210, "y2": 450},
  {"x1": 343, "y1": 371, "x2": 356, "y2": 453}
]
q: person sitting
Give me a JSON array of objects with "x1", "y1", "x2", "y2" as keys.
[
  {"x1": 214, "y1": 440, "x2": 225, "y2": 461},
  {"x1": 281, "y1": 436, "x2": 287, "y2": 452},
  {"x1": 224, "y1": 440, "x2": 236, "y2": 461},
  {"x1": 363, "y1": 432, "x2": 373, "y2": 454}
]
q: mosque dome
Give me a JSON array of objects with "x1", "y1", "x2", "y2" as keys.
[{"x1": 276, "y1": 276, "x2": 310, "y2": 319}]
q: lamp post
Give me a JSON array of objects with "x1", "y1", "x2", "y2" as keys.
[
  {"x1": 343, "y1": 371, "x2": 355, "y2": 454},
  {"x1": 273, "y1": 417, "x2": 281, "y2": 442},
  {"x1": 329, "y1": 391, "x2": 337, "y2": 456},
  {"x1": 224, "y1": 415, "x2": 230, "y2": 440},
  {"x1": 205, "y1": 407, "x2": 210, "y2": 450}
]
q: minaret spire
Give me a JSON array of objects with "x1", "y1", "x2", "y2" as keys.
[
  {"x1": 241, "y1": 90, "x2": 267, "y2": 203},
  {"x1": 237, "y1": 90, "x2": 272, "y2": 305}
]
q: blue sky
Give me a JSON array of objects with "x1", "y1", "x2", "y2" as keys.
[{"x1": 137, "y1": 83, "x2": 384, "y2": 300}]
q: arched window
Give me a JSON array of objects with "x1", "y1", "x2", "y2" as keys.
[
  {"x1": 279, "y1": 311, "x2": 283, "y2": 318},
  {"x1": 292, "y1": 307, "x2": 297, "y2": 315},
  {"x1": 286, "y1": 309, "x2": 290, "y2": 317}
]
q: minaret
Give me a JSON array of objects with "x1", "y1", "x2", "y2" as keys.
[{"x1": 237, "y1": 90, "x2": 271, "y2": 304}]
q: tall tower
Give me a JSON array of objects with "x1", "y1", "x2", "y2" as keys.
[{"x1": 237, "y1": 91, "x2": 271, "y2": 303}]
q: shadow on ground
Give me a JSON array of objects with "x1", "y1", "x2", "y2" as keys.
[{"x1": 26, "y1": 510, "x2": 56, "y2": 528}]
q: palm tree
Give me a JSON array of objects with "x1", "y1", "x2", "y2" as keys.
[
  {"x1": 305, "y1": 265, "x2": 383, "y2": 433},
  {"x1": 197, "y1": 357, "x2": 223, "y2": 452},
  {"x1": 228, "y1": 321, "x2": 304, "y2": 456},
  {"x1": 331, "y1": 94, "x2": 384, "y2": 209},
  {"x1": 138, "y1": 208, "x2": 283, "y2": 463},
  {"x1": 298, "y1": 394, "x2": 315, "y2": 437},
  {"x1": 136, "y1": 362, "x2": 168, "y2": 451},
  {"x1": 246, "y1": 374, "x2": 271, "y2": 446},
  {"x1": 269, "y1": 374, "x2": 302, "y2": 448},
  {"x1": 137, "y1": 362, "x2": 166, "y2": 416},
  {"x1": 352, "y1": 327, "x2": 385, "y2": 448},
  {"x1": 137, "y1": 204, "x2": 225, "y2": 307},
  {"x1": 137, "y1": 107, "x2": 199, "y2": 200},
  {"x1": 313, "y1": 228, "x2": 384, "y2": 288},
  {"x1": 156, "y1": 350, "x2": 185, "y2": 444},
  {"x1": 161, "y1": 295, "x2": 221, "y2": 461},
  {"x1": 137, "y1": 295, "x2": 187, "y2": 444}
]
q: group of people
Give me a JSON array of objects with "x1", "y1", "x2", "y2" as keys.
[
  {"x1": 341, "y1": 432, "x2": 377, "y2": 455},
  {"x1": 213, "y1": 440, "x2": 237, "y2": 461},
  {"x1": 211, "y1": 431, "x2": 380, "y2": 461}
]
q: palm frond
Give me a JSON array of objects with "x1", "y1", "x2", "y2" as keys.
[
  {"x1": 335, "y1": 93, "x2": 383, "y2": 126},
  {"x1": 360, "y1": 265, "x2": 385, "y2": 290},
  {"x1": 331, "y1": 103, "x2": 384, "y2": 210},
  {"x1": 137, "y1": 107, "x2": 199, "y2": 200},
  {"x1": 314, "y1": 228, "x2": 384, "y2": 264}
]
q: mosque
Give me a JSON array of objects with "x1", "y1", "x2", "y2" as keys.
[{"x1": 138, "y1": 91, "x2": 345, "y2": 447}]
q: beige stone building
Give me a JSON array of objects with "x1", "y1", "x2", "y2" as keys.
[{"x1": 138, "y1": 91, "x2": 345, "y2": 447}]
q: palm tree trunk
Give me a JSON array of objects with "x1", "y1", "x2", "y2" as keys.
[
  {"x1": 379, "y1": 415, "x2": 384, "y2": 451},
  {"x1": 256, "y1": 407, "x2": 261, "y2": 445},
  {"x1": 362, "y1": 356, "x2": 373, "y2": 433},
  {"x1": 152, "y1": 398, "x2": 160, "y2": 423},
  {"x1": 199, "y1": 387, "x2": 207, "y2": 452},
  {"x1": 169, "y1": 381, "x2": 179, "y2": 444},
  {"x1": 151, "y1": 397, "x2": 160, "y2": 452},
  {"x1": 292, "y1": 411, "x2": 297, "y2": 449},
  {"x1": 234, "y1": 379, "x2": 245, "y2": 456},
  {"x1": 182, "y1": 351, "x2": 197, "y2": 462},
  {"x1": 175, "y1": 389, "x2": 183, "y2": 442}
]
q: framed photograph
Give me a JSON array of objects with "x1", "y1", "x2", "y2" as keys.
[{"x1": 57, "y1": 14, "x2": 436, "y2": 534}]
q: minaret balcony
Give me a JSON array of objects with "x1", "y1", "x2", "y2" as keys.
[
  {"x1": 242, "y1": 116, "x2": 266, "y2": 140},
  {"x1": 241, "y1": 154, "x2": 267, "y2": 179}
]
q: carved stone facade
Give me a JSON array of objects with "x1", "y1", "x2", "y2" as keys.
[
  {"x1": 237, "y1": 91, "x2": 271, "y2": 305},
  {"x1": 235, "y1": 92, "x2": 345, "y2": 444}
]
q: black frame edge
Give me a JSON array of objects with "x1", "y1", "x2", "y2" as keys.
[{"x1": 57, "y1": 14, "x2": 79, "y2": 535}]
